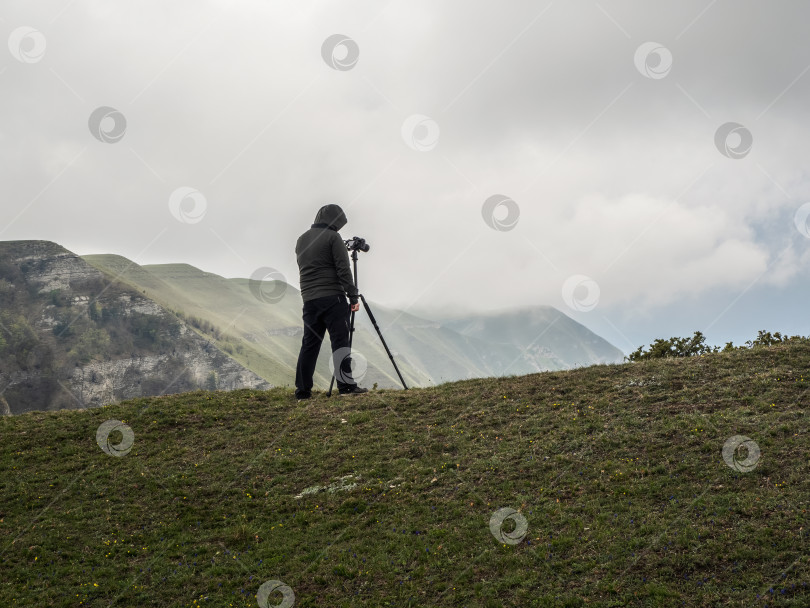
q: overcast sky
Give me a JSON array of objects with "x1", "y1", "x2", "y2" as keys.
[{"x1": 2, "y1": 0, "x2": 810, "y2": 352}]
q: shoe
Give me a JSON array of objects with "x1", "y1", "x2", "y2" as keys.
[
  {"x1": 338, "y1": 386, "x2": 368, "y2": 396},
  {"x1": 295, "y1": 392, "x2": 311, "y2": 401}
]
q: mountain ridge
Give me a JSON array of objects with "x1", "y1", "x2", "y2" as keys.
[
  {"x1": 0, "y1": 240, "x2": 269, "y2": 414},
  {"x1": 82, "y1": 252, "x2": 624, "y2": 387},
  {"x1": 0, "y1": 238, "x2": 624, "y2": 413}
]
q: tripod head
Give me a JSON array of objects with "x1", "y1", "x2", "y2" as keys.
[{"x1": 344, "y1": 236, "x2": 370, "y2": 253}]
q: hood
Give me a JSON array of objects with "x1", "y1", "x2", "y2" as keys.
[{"x1": 313, "y1": 204, "x2": 347, "y2": 231}]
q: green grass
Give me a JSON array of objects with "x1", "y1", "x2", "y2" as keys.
[{"x1": 2, "y1": 340, "x2": 810, "y2": 606}]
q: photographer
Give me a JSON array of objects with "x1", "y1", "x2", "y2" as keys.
[{"x1": 294, "y1": 204, "x2": 368, "y2": 400}]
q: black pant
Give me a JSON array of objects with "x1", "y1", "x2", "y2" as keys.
[{"x1": 295, "y1": 295, "x2": 357, "y2": 396}]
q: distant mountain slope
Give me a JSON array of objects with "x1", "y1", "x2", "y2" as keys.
[
  {"x1": 83, "y1": 255, "x2": 624, "y2": 388},
  {"x1": 83, "y1": 255, "x2": 305, "y2": 386},
  {"x1": 84, "y1": 256, "x2": 434, "y2": 389},
  {"x1": 344, "y1": 303, "x2": 567, "y2": 381},
  {"x1": 83, "y1": 256, "x2": 502, "y2": 388},
  {"x1": 439, "y1": 305, "x2": 625, "y2": 368},
  {"x1": 0, "y1": 241, "x2": 269, "y2": 414}
]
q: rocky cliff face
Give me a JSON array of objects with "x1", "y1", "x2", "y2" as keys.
[
  {"x1": 14, "y1": 243, "x2": 102, "y2": 294},
  {"x1": 65, "y1": 324, "x2": 271, "y2": 409},
  {"x1": 0, "y1": 241, "x2": 270, "y2": 415}
]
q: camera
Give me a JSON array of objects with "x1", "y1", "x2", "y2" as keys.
[{"x1": 344, "y1": 236, "x2": 370, "y2": 252}]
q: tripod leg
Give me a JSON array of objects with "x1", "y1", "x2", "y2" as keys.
[
  {"x1": 327, "y1": 306, "x2": 357, "y2": 397},
  {"x1": 359, "y1": 294, "x2": 408, "y2": 390}
]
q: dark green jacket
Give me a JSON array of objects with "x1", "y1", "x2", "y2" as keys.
[{"x1": 296, "y1": 204, "x2": 359, "y2": 303}]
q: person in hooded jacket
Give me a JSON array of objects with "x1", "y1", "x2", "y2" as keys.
[{"x1": 294, "y1": 204, "x2": 368, "y2": 400}]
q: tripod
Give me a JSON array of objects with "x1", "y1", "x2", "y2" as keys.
[{"x1": 327, "y1": 246, "x2": 408, "y2": 396}]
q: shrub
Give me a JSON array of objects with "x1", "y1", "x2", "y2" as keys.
[
  {"x1": 745, "y1": 330, "x2": 801, "y2": 348},
  {"x1": 0, "y1": 313, "x2": 47, "y2": 370},
  {"x1": 627, "y1": 331, "x2": 716, "y2": 361},
  {"x1": 88, "y1": 301, "x2": 102, "y2": 322},
  {"x1": 205, "y1": 371, "x2": 219, "y2": 391},
  {"x1": 626, "y1": 329, "x2": 806, "y2": 362},
  {"x1": 68, "y1": 328, "x2": 111, "y2": 364},
  {"x1": 49, "y1": 290, "x2": 70, "y2": 307}
]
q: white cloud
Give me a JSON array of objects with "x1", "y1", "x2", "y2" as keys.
[{"x1": 2, "y1": 0, "x2": 810, "y2": 342}]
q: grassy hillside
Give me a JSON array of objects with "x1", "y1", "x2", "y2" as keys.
[{"x1": 2, "y1": 341, "x2": 809, "y2": 606}]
